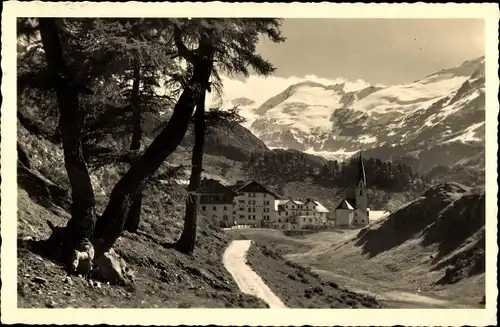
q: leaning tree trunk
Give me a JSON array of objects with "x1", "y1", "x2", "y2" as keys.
[
  {"x1": 124, "y1": 62, "x2": 143, "y2": 233},
  {"x1": 92, "y1": 39, "x2": 215, "y2": 257},
  {"x1": 38, "y1": 18, "x2": 97, "y2": 265},
  {"x1": 174, "y1": 90, "x2": 207, "y2": 254}
]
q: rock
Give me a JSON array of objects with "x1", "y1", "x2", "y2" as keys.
[
  {"x1": 64, "y1": 276, "x2": 73, "y2": 286},
  {"x1": 33, "y1": 276, "x2": 48, "y2": 284},
  {"x1": 46, "y1": 300, "x2": 57, "y2": 308},
  {"x1": 93, "y1": 248, "x2": 135, "y2": 286}
]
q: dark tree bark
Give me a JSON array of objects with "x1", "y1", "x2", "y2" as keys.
[
  {"x1": 174, "y1": 90, "x2": 207, "y2": 254},
  {"x1": 17, "y1": 142, "x2": 31, "y2": 169},
  {"x1": 124, "y1": 62, "x2": 143, "y2": 233},
  {"x1": 38, "y1": 18, "x2": 97, "y2": 263},
  {"x1": 92, "y1": 36, "x2": 215, "y2": 257},
  {"x1": 129, "y1": 62, "x2": 142, "y2": 151}
]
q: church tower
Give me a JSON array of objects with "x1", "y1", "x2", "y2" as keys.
[{"x1": 354, "y1": 151, "x2": 368, "y2": 222}]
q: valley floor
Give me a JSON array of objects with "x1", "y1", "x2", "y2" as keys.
[{"x1": 227, "y1": 228, "x2": 485, "y2": 309}]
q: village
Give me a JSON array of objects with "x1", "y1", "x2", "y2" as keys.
[{"x1": 198, "y1": 153, "x2": 389, "y2": 230}]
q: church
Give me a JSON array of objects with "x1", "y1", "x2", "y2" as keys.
[{"x1": 333, "y1": 152, "x2": 370, "y2": 227}]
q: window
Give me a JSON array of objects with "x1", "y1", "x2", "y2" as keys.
[
  {"x1": 360, "y1": 189, "x2": 363, "y2": 196},
  {"x1": 213, "y1": 206, "x2": 217, "y2": 210},
  {"x1": 264, "y1": 193, "x2": 267, "y2": 198},
  {"x1": 286, "y1": 212, "x2": 288, "y2": 216},
  {"x1": 223, "y1": 215, "x2": 228, "y2": 220},
  {"x1": 279, "y1": 212, "x2": 282, "y2": 216},
  {"x1": 278, "y1": 218, "x2": 281, "y2": 222},
  {"x1": 238, "y1": 200, "x2": 245, "y2": 204},
  {"x1": 223, "y1": 206, "x2": 227, "y2": 211},
  {"x1": 309, "y1": 218, "x2": 313, "y2": 223},
  {"x1": 202, "y1": 206, "x2": 206, "y2": 211},
  {"x1": 264, "y1": 200, "x2": 270, "y2": 205},
  {"x1": 239, "y1": 215, "x2": 245, "y2": 219}
]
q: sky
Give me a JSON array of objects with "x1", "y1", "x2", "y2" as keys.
[{"x1": 212, "y1": 18, "x2": 485, "y2": 106}]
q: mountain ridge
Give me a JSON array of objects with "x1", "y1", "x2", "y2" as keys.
[{"x1": 223, "y1": 56, "x2": 484, "y2": 177}]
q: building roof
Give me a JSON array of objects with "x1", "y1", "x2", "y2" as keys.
[
  {"x1": 314, "y1": 201, "x2": 330, "y2": 213},
  {"x1": 230, "y1": 180, "x2": 282, "y2": 199},
  {"x1": 335, "y1": 199, "x2": 355, "y2": 210},
  {"x1": 198, "y1": 178, "x2": 240, "y2": 204},
  {"x1": 345, "y1": 197, "x2": 357, "y2": 208},
  {"x1": 274, "y1": 199, "x2": 289, "y2": 211}
]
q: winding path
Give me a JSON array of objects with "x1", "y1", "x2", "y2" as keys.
[{"x1": 223, "y1": 240, "x2": 288, "y2": 308}]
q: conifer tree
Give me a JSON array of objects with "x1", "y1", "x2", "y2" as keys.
[{"x1": 33, "y1": 17, "x2": 285, "y2": 269}]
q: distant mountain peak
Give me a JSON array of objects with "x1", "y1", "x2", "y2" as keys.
[{"x1": 243, "y1": 56, "x2": 485, "y2": 173}]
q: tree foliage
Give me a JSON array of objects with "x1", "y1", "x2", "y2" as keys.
[
  {"x1": 246, "y1": 150, "x2": 427, "y2": 193},
  {"x1": 19, "y1": 17, "x2": 285, "y2": 271}
]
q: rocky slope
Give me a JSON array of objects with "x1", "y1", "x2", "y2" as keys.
[{"x1": 239, "y1": 56, "x2": 485, "y2": 174}]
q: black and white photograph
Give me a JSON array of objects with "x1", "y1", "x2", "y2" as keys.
[{"x1": 1, "y1": 2, "x2": 498, "y2": 326}]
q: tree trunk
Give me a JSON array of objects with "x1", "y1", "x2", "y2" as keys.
[
  {"x1": 129, "y1": 62, "x2": 142, "y2": 151},
  {"x1": 92, "y1": 38, "x2": 215, "y2": 257},
  {"x1": 175, "y1": 90, "x2": 207, "y2": 254},
  {"x1": 38, "y1": 18, "x2": 97, "y2": 263},
  {"x1": 124, "y1": 62, "x2": 143, "y2": 233}
]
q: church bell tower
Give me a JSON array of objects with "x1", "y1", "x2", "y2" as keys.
[{"x1": 355, "y1": 151, "x2": 368, "y2": 220}]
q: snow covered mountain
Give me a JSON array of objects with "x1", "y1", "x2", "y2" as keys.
[{"x1": 237, "y1": 56, "x2": 485, "y2": 173}]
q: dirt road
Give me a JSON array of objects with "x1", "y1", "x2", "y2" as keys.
[{"x1": 223, "y1": 240, "x2": 288, "y2": 308}]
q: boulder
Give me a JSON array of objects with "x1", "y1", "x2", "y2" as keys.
[{"x1": 92, "y1": 248, "x2": 135, "y2": 286}]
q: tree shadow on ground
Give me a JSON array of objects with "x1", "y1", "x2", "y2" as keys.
[
  {"x1": 355, "y1": 184, "x2": 471, "y2": 259},
  {"x1": 420, "y1": 188, "x2": 485, "y2": 263},
  {"x1": 355, "y1": 196, "x2": 452, "y2": 258}
]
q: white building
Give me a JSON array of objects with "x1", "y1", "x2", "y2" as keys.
[
  {"x1": 229, "y1": 180, "x2": 281, "y2": 226},
  {"x1": 273, "y1": 198, "x2": 330, "y2": 230},
  {"x1": 334, "y1": 199, "x2": 355, "y2": 226},
  {"x1": 198, "y1": 178, "x2": 331, "y2": 229},
  {"x1": 198, "y1": 179, "x2": 239, "y2": 227}
]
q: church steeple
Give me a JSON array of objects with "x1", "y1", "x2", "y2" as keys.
[{"x1": 356, "y1": 151, "x2": 367, "y2": 187}]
